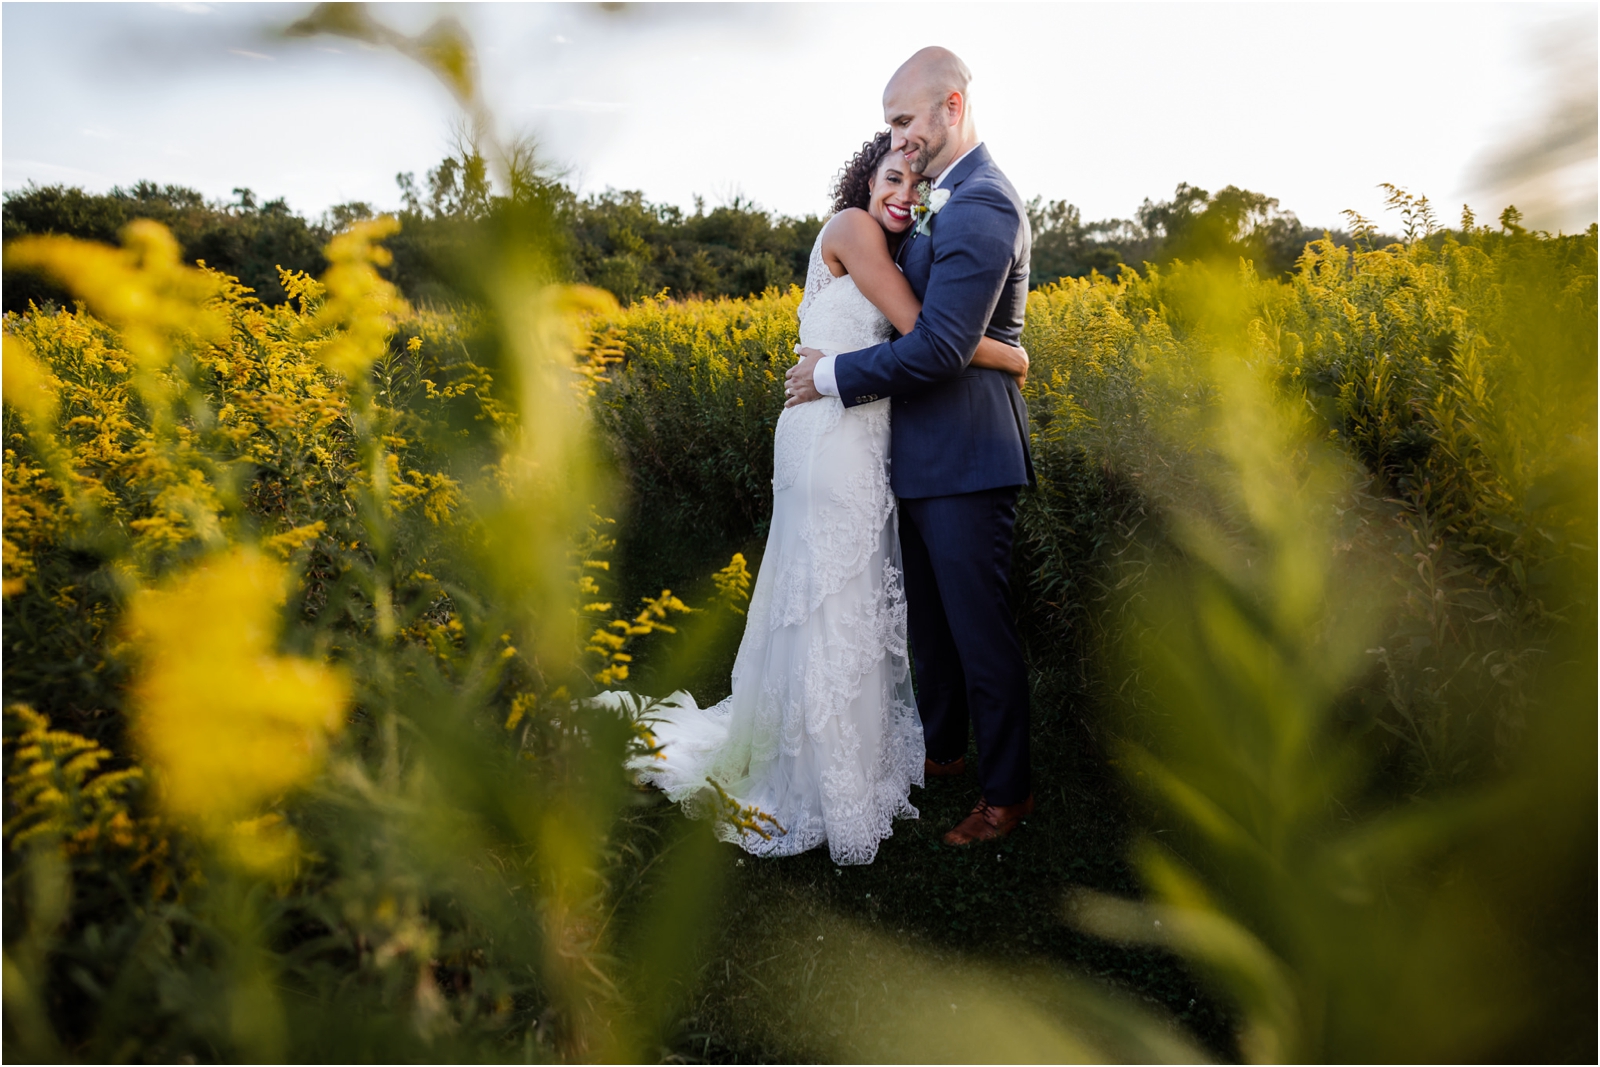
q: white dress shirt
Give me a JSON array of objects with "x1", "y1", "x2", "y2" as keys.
[{"x1": 812, "y1": 143, "x2": 983, "y2": 399}]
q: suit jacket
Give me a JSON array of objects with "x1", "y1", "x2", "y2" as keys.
[{"x1": 832, "y1": 143, "x2": 1034, "y2": 499}]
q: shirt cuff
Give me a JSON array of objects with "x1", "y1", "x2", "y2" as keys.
[{"x1": 813, "y1": 354, "x2": 840, "y2": 398}]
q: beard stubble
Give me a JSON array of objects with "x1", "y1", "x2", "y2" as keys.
[{"x1": 909, "y1": 110, "x2": 950, "y2": 175}]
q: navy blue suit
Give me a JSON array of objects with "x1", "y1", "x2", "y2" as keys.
[{"x1": 833, "y1": 144, "x2": 1033, "y2": 806}]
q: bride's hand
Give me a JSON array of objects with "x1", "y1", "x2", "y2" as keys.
[
  {"x1": 1009, "y1": 344, "x2": 1029, "y2": 388},
  {"x1": 785, "y1": 346, "x2": 825, "y2": 407}
]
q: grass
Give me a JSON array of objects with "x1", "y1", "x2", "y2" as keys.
[{"x1": 618, "y1": 564, "x2": 1239, "y2": 1062}]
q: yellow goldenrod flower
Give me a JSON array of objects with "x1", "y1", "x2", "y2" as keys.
[
  {"x1": 713, "y1": 553, "x2": 754, "y2": 616},
  {"x1": 124, "y1": 550, "x2": 348, "y2": 873},
  {"x1": 3, "y1": 704, "x2": 146, "y2": 856},
  {"x1": 264, "y1": 521, "x2": 327, "y2": 558},
  {"x1": 300, "y1": 217, "x2": 409, "y2": 381}
]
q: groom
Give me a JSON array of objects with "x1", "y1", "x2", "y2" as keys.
[{"x1": 787, "y1": 47, "x2": 1035, "y2": 846}]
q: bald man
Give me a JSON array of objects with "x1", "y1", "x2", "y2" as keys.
[{"x1": 788, "y1": 47, "x2": 1036, "y2": 846}]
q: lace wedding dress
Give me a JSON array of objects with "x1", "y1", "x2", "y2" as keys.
[{"x1": 628, "y1": 233, "x2": 924, "y2": 866}]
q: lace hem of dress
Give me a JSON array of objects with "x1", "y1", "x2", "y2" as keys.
[
  {"x1": 712, "y1": 746, "x2": 921, "y2": 867},
  {"x1": 629, "y1": 552, "x2": 920, "y2": 867},
  {"x1": 636, "y1": 691, "x2": 925, "y2": 867}
]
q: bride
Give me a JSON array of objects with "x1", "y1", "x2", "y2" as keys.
[{"x1": 627, "y1": 133, "x2": 1028, "y2": 865}]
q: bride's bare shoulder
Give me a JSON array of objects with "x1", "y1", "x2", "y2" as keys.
[{"x1": 821, "y1": 208, "x2": 889, "y2": 252}]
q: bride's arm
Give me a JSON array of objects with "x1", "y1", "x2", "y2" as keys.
[
  {"x1": 970, "y1": 335, "x2": 1029, "y2": 386},
  {"x1": 825, "y1": 211, "x2": 1028, "y2": 386},
  {"x1": 823, "y1": 210, "x2": 921, "y2": 334}
]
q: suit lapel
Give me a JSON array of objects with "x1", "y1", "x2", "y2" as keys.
[
  {"x1": 938, "y1": 143, "x2": 991, "y2": 195},
  {"x1": 899, "y1": 144, "x2": 992, "y2": 256},
  {"x1": 898, "y1": 144, "x2": 991, "y2": 293}
]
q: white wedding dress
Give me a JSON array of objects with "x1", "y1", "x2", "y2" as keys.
[{"x1": 627, "y1": 233, "x2": 924, "y2": 865}]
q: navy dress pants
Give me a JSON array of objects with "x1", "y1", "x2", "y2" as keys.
[{"x1": 898, "y1": 487, "x2": 1030, "y2": 806}]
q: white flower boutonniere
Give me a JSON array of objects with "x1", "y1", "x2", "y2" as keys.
[{"x1": 911, "y1": 183, "x2": 951, "y2": 237}]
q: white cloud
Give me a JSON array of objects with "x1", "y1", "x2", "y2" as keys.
[{"x1": 1463, "y1": 9, "x2": 1598, "y2": 232}]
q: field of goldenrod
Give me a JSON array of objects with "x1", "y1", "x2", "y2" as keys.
[{"x1": 2, "y1": 42, "x2": 1594, "y2": 1058}]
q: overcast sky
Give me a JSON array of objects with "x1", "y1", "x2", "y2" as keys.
[{"x1": 3, "y1": 2, "x2": 1596, "y2": 232}]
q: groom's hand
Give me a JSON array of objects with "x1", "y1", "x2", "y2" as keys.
[{"x1": 785, "y1": 347, "x2": 826, "y2": 408}]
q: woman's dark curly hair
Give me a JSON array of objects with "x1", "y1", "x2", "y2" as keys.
[{"x1": 830, "y1": 130, "x2": 896, "y2": 215}]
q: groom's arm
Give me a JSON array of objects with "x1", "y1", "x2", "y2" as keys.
[{"x1": 820, "y1": 183, "x2": 1022, "y2": 406}]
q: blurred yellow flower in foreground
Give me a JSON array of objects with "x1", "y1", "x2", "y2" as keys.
[
  {"x1": 1, "y1": 335, "x2": 59, "y2": 425},
  {"x1": 5, "y1": 220, "x2": 226, "y2": 371},
  {"x1": 124, "y1": 550, "x2": 348, "y2": 872}
]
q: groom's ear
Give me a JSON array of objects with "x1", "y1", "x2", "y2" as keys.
[{"x1": 943, "y1": 90, "x2": 966, "y2": 127}]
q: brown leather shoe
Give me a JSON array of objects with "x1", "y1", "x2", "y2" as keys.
[
  {"x1": 923, "y1": 755, "x2": 967, "y2": 778},
  {"x1": 942, "y1": 795, "x2": 1035, "y2": 846}
]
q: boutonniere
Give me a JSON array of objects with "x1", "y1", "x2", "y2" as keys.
[{"x1": 911, "y1": 183, "x2": 950, "y2": 237}]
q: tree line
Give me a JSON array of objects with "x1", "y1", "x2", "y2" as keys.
[{"x1": 2, "y1": 151, "x2": 1358, "y2": 314}]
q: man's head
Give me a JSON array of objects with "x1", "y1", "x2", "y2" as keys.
[{"x1": 882, "y1": 47, "x2": 976, "y2": 178}]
